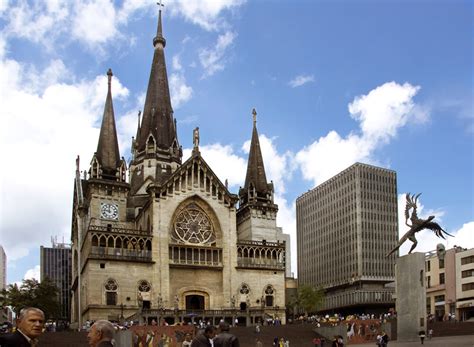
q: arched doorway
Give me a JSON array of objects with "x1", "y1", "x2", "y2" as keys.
[{"x1": 186, "y1": 295, "x2": 205, "y2": 310}]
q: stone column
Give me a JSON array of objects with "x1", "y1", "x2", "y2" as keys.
[{"x1": 396, "y1": 252, "x2": 427, "y2": 341}]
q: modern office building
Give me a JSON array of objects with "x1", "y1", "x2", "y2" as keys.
[
  {"x1": 40, "y1": 240, "x2": 72, "y2": 321},
  {"x1": 296, "y1": 162, "x2": 398, "y2": 313},
  {"x1": 0, "y1": 246, "x2": 6, "y2": 290}
]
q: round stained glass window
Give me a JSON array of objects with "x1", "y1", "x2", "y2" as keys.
[
  {"x1": 265, "y1": 286, "x2": 274, "y2": 295},
  {"x1": 172, "y1": 204, "x2": 215, "y2": 245}
]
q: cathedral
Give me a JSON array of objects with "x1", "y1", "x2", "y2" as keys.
[{"x1": 70, "y1": 9, "x2": 290, "y2": 328}]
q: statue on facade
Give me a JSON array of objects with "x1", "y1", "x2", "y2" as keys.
[
  {"x1": 157, "y1": 293, "x2": 163, "y2": 310},
  {"x1": 230, "y1": 295, "x2": 235, "y2": 308},
  {"x1": 193, "y1": 127, "x2": 200, "y2": 148},
  {"x1": 387, "y1": 193, "x2": 452, "y2": 257},
  {"x1": 174, "y1": 295, "x2": 179, "y2": 309}
]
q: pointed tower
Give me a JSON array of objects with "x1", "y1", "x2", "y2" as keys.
[
  {"x1": 130, "y1": 8, "x2": 182, "y2": 194},
  {"x1": 237, "y1": 109, "x2": 278, "y2": 238},
  {"x1": 89, "y1": 69, "x2": 127, "y2": 182}
]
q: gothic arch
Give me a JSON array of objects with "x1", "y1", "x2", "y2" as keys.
[{"x1": 169, "y1": 195, "x2": 222, "y2": 246}]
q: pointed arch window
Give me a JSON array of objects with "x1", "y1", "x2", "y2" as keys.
[
  {"x1": 264, "y1": 285, "x2": 274, "y2": 307},
  {"x1": 105, "y1": 278, "x2": 118, "y2": 305},
  {"x1": 146, "y1": 135, "x2": 156, "y2": 154}
]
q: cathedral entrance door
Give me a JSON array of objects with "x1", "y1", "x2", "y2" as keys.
[{"x1": 186, "y1": 295, "x2": 205, "y2": 310}]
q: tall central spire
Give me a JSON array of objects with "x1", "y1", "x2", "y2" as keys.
[{"x1": 136, "y1": 7, "x2": 179, "y2": 160}]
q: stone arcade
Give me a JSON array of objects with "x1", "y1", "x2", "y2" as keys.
[{"x1": 70, "y1": 9, "x2": 290, "y2": 328}]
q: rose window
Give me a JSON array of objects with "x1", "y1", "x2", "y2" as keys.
[
  {"x1": 172, "y1": 204, "x2": 216, "y2": 245},
  {"x1": 265, "y1": 285, "x2": 274, "y2": 295}
]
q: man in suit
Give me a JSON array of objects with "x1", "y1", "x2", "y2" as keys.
[
  {"x1": 0, "y1": 307, "x2": 45, "y2": 347},
  {"x1": 191, "y1": 325, "x2": 216, "y2": 347},
  {"x1": 87, "y1": 320, "x2": 116, "y2": 347}
]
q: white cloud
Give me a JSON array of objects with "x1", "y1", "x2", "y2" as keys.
[
  {"x1": 167, "y1": 0, "x2": 246, "y2": 31},
  {"x1": 288, "y1": 74, "x2": 314, "y2": 88},
  {"x1": 170, "y1": 73, "x2": 193, "y2": 109},
  {"x1": 72, "y1": 0, "x2": 118, "y2": 46},
  {"x1": 0, "y1": 0, "x2": 9, "y2": 15},
  {"x1": 172, "y1": 54, "x2": 183, "y2": 71},
  {"x1": 24, "y1": 265, "x2": 41, "y2": 281},
  {"x1": 199, "y1": 31, "x2": 236, "y2": 78},
  {"x1": 296, "y1": 81, "x2": 427, "y2": 187},
  {"x1": 0, "y1": 55, "x2": 129, "y2": 262},
  {"x1": 451, "y1": 222, "x2": 474, "y2": 250}
]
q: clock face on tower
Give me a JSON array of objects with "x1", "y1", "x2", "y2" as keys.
[{"x1": 100, "y1": 203, "x2": 119, "y2": 220}]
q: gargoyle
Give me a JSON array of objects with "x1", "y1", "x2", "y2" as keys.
[{"x1": 387, "y1": 193, "x2": 452, "y2": 257}]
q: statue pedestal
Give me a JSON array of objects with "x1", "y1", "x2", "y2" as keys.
[{"x1": 395, "y1": 252, "x2": 427, "y2": 341}]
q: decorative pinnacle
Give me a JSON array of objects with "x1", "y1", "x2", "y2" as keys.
[
  {"x1": 107, "y1": 68, "x2": 113, "y2": 90},
  {"x1": 252, "y1": 108, "x2": 257, "y2": 125},
  {"x1": 153, "y1": 1, "x2": 166, "y2": 47}
]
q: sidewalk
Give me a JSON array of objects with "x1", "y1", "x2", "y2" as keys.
[{"x1": 350, "y1": 335, "x2": 474, "y2": 347}]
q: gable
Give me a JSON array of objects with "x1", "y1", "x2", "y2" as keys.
[{"x1": 153, "y1": 153, "x2": 239, "y2": 208}]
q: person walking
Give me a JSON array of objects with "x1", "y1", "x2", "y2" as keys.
[
  {"x1": 380, "y1": 332, "x2": 389, "y2": 347},
  {"x1": 0, "y1": 307, "x2": 45, "y2": 347},
  {"x1": 213, "y1": 322, "x2": 240, "y2": 347},
  {"x1": 87, "y1": 320, "x2": 116, "y2": 347},
  {"x1": 418, "y1": 330, "x2": 426, "y2": 345},
  {"x1": 191, "y1": 326, "x2": 217, "y2": 347}
]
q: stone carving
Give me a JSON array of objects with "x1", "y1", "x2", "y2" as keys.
[
  {"x1": 171, "y1": 204, "x2": 215, "y2": 245},
  {"x1": 193, "y1": 127, "x2": 199, "y2": 148},
  {"x1": 387, "y1": 193, "x2": 452, "y2": 257}
]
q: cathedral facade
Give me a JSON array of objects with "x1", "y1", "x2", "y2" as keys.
[{"x1": 70, "y1": 10, "x2": 290, "y2": 327}]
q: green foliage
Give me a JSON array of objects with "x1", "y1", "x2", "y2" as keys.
[
  {"x1": 297, "y1": 284, "x2": 325, "y2": 315},
  {"x1": 2, "y1": 278, "x2": 60, "y2": 320}
]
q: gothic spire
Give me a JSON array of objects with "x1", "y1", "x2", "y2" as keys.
[
  {"x1": 94, "y1": 69, "x2": 122, "y2": 180},
  {"x1": 238, "y1": 108, "x2": 275, "y2": 210},
  {"x1": 136, "y1": 7, "x2": 179, "y2": 159}
]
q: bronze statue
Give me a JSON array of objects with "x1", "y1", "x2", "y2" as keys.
[{"x1": 387, "y1": 193, "x2": 452, "y2": 257}]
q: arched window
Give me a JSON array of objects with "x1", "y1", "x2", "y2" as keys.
[
  {"x1": 105, "y1": 279, "x2": 118, "y2": 306},
  {"x1": 171, "y1": 202, "x2": 216, "y2": 245},
  {"x1": 264, "y1": 285, "x2": 274, "y2": 307}
]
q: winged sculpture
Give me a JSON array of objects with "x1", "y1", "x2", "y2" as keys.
[{"x1": 386, "y1": 193, "x2": 452, "y2": 257}]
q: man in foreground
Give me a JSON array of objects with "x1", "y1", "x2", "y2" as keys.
[
  {"x1": 191, "y1": 325, "x2": 217, "y2": 347},
  {"x1": 213, "y1": 321, "x2": 240, "y2": 347},
  {"x1": 87, "y1": 320, "x2": 116, "y2": 347},
  {"x1": 0, "y1": 307, "x2": 45, "y2": 347}
]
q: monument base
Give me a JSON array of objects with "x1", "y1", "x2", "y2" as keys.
[{"x1": 396, "y1": 252, "x2": 427, "y2": 342}]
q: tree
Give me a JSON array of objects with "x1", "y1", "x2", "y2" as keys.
[
  {"x1": 297, "y1": 284, "x2": 325, "y2": 315},
  {"x1": 2, "y1": 278, "x2": 60, "y2": 320}
]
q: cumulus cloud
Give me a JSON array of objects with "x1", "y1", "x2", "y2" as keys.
[
  {"x1": 451, "y1": 222, "x2": 474, "y2": 249},
  {"x1": 1, "y1": 0, "x2": 245, "y2": 52},
  {"x1": 288, "y1": 74, "x2": 315, "y2": 88},
  {"x1": 170, "y1": 73, "x2": 193, "y2": 108},
  {"x1": 167, "y1": 0, "x2": 246, "y2": 31},
  {"x1": 0, "y1": 55, "x2": 129, "y2": 262},
  {"x1": 296, "y1": 81, "x2": 428, "y2": 187},
  {"x1": 199, "y1": 31, "x2": 236, "y2": 78},
  {"x1": 24, "y1": 265, "x2": 41, "y2": 281}
]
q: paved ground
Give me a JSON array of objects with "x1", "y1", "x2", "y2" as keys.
[{"x1": 350, "y1": 335, "x2": 474, "y2": 346}]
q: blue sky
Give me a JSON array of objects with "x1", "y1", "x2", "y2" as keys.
[{"x1": 0, "y1": 0, "x2": 472, "y2": 284}]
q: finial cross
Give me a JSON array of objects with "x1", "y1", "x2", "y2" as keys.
[
  {"x1": 157, "y1": 1, "x2": 164, "y2": 9},
  {"x1": 252, "y1": 108, "x2": 257, "y2": 124}
]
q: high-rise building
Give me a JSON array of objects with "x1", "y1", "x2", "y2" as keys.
[
  {"x1": 70, "y1": 8, "x2": 290, "y2": 327},
  {"x1": 40, "y1": 240, "x2": 72, "y2": 321},
  {"x1": 0, "y1": 246, "x2": 6, "y2": 290},
  {"x1": 296, "y1": 162, "x2": 398, "y2": 313}
]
